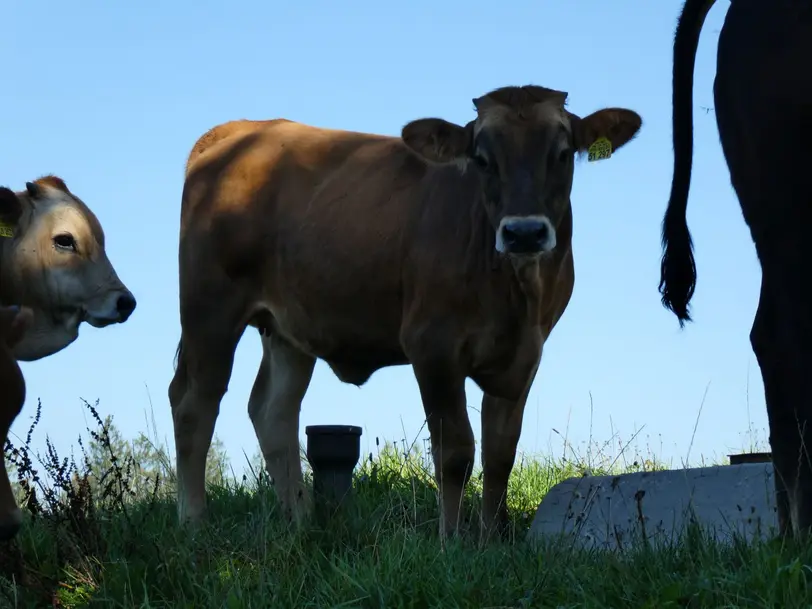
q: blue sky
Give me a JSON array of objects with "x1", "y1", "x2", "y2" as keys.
[{"x1": 1, "y1": 0, "x2": 766, "y2": 476}]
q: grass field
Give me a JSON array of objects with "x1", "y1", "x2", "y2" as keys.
[{"x1": 0, "y1": 401, "x2": 809, "y2": 608}]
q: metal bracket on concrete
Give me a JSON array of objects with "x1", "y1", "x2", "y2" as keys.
[{"x1": 526, "y1": 463, "x2": 779, "y2": 551}]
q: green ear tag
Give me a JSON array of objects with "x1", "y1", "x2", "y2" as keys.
[
  {"x1": 0, "y1": 221, "x2": 15, "y2": 238},
  {"x1": 587, "y1": 137, "x2": 612, "y2": 162}
]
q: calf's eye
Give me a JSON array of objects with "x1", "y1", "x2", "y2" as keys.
[
  {"x1": 53, "y1": 234, "x2": 77, "y2": 251},
  {"x1": 473, "y1": 151, "x2": 490, "y2": 170}
]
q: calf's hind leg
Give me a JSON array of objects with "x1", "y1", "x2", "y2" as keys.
[
  {"x1": 169, "y1": 299, "x2": 246, "y2": 525},
  {"x1": 248, "y1": 331, "x2": 316, "y2": 524}
]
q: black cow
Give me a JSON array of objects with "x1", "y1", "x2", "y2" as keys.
[{"x1": 660, "y1": 0, "x2": 812, "y2": 539}]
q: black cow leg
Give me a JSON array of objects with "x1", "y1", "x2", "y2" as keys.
[{"x1": 751, "y1": 267, "x2": 812, "y2": 539}]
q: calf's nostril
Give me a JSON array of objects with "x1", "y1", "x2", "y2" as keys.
[
  {"x1": 502, "y1": 226, "x2": 519, "y2": 243},
  {"x1": 504, "y1": 222, "x2": 547, "y2": 243},
  {"x1": 116, "y1": 293, "x2": 137, "y2": 318}
]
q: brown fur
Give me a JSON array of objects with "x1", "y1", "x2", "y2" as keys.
[
  {"x1": 476, "y1": 85, "x2": 568, "y2": 118},
  {"x1": 32, "y1": 174, "x2": 69, "y2": 193},
  {"x1": 185, "y1": 119, "x2": 293, "y2": 176},
  {"x1": 170, "y1": 84, "x2": 642, "y2": 538}
]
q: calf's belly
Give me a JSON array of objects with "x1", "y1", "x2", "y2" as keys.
[{"x1": 268, "y1": 302, "x2": 408, "y2": 387}]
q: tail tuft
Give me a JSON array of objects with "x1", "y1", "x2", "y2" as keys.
[{"x1": 659, "y1": 207, "x2": 697, "y2": 327}]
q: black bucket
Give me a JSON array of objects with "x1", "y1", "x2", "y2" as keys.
[{"x1": 305, "y1": 425, "x2": 363, "y2": 513}]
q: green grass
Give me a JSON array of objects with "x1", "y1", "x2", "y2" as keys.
[{"x1": 0, "y1": 401, "x2": 809, "y2": 608}]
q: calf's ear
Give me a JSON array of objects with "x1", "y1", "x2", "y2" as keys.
[
  {"x1": 402, "y1": 118, "x2": 472, "y2": 164},
  {"x1": 0, "y1": 187, "x2": 22, "y2": 225},
  {"x1": 570, "y1": 108, "x2": 642, "y2": 161}
]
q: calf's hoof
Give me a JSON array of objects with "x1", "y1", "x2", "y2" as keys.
[
  {"x1": 280, "y1": 488, "x2": 313, "y2": 527},
  {"x1": 480, "y1": 517, "x2": 512, "y2": 543},
  {"x1": 177, "y1": 500, "x2": 208, "y2": 529}
]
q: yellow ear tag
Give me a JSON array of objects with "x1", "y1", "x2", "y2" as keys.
[
  {"x1": 587, "y1": 137, "x2": 612, "y2": 162},
  {"x1": 0, "y1": 221, "x2": 15, "y2": 238}
]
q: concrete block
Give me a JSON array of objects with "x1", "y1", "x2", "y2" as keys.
[{"x1": 526, "y1": 463, "x2": 779, "y2": 551}]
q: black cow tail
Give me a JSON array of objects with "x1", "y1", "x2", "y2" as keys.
[{"x1": 660, "y1": 0, "x2": 717, "y2": 327}]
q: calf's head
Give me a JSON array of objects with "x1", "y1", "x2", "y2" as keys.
[
  {"x1": 0, "y1": 177, "x2": 136, "y2": 361},
  {"x1": 401, "y1": 85, "x2": 642, "y2": 259}
]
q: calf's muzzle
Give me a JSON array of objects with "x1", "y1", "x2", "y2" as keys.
[
  {"x1": 497, "y1": 216, "x2": 556, "y2": 255},
  {"x1": 116, "y1": 292, "x2": 137, "y2": 322}
]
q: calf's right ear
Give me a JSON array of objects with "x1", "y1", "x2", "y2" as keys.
[
  {"x1": 401, "y1": 118, "x2": 472, "y2": 164},
  {"x1": 0, "y1": 188, "x2": 22, "y2": 224}
]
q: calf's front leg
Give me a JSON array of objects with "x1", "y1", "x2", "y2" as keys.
[
  {"x1": 410, "y1": 354, "x2": 475, "y2": 538},
  {"x1": 480, "y1": 393, "x2": 528, "y2": 540}
]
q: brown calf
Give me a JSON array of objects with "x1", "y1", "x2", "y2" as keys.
[
  {"x1": 0, "y1": 179, "x2": 136, "y2": 361},
  {"x1": 0, "y1": 179, "x2": 136, "y2": 541},
  {"x1": 660, "y1": 0, "x2": 812, "y2": 539},
  {"x1": 170, "y1": 84, "x2": 642, "y2": 537},
  {"x1": 0, "y1": 305, "x2": 32, "y2": 541}
]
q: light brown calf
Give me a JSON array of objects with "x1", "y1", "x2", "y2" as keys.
[
  {"x1": 170, "y1": 84, "x2": 642, "y2": 537},
  {"x1": 0, "y1": 178, "x2": 136, "y2": 541},
  {"x1": 0, "y1": 178, "x2": 136, "y2": 361},
  {"x1": 0, "y1": 305, "x2": 32, "y2": 541}
]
